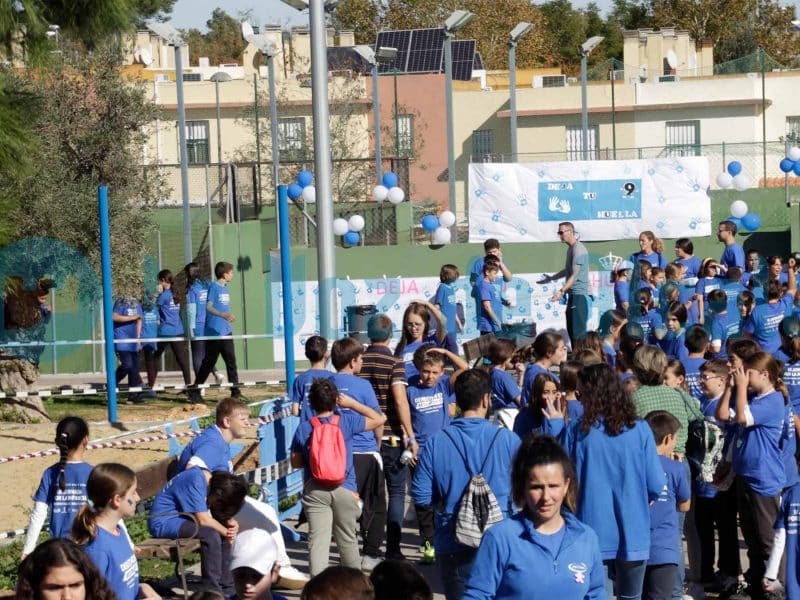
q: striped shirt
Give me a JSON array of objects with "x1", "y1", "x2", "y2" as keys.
[{"x1": 359, "y1": 344, "x2": 407, "y2": 437}]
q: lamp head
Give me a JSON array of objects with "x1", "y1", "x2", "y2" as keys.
[
  {"x1": 509, "y1": 22, "x2": 533, "y2": 44},
  {"x1": 210, "y1": 72, "x2": 233, "y2": 82},
  {"x1": 352, "y1": 45, "x2": 376, "y2": 65},
  {"x1": 245, "y1": 33, "x2": 282, "y2": 57},
  {"x1": 444, "y1": 10, "x2": 475, "y2": 33},
  {"x1": 146, "y1": 21, "x2": 185, "y2": 47},
  {"x1": 580, "y1": 35, "x2": 604, "y2": 56},
  {"x1": 376, "y1": 46, "x2": 398, "y2": 61},
  {"x1": 280, "y1": 0, "x2": 339, "y2": 11}
]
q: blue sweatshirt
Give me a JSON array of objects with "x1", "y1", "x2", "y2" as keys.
[
  {"x1": 411, "y1": 418, "x2": 521, "y2": 554},
  {"x1": 462, "y1": 511, "x2": 605, "y2": 600},
  {"x1": 550, "y1": 417, "x2": 666, "y2": 560},
  {"x1": 732, "y1": 390, "x2": 786, "y2": 496}
]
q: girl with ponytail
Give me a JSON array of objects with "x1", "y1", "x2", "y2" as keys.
[
  {"x1": 72, "y1": 463, "x2": 159, "y2": 600},
  {"x1": 22, "y1": 416, "x2": 91, "y2": 559}
]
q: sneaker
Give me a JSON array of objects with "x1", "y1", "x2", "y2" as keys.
[
  {"x1": 126, "y1": 394, "x2": 145, "y2": 405},
  {"x1": 274, "y1": 565, "x2": 309, "y2": 590},
  {"x1": 361, "y1": 555, "x2": 383, "y2": 573},
  {"x1": 721, "y1": 581, "x2": 751, "y2": 600},
  {"x1": 144, "y1": 390, "x2": 157, "y2": 399},
  {"x1": 420, "y1": 542, "x2": 435, "y2": 565},
  {"x1": 213, "y1": 371, "x2": 226, "y2": 385},
  {"x1": 686, "y1": 582, "x2": 706, "y2": 599}
]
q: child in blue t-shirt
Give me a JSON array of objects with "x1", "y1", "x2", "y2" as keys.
[
  {"x1": 643, "y1": 411, "x2": 691, "y2": 600},
  {"x1": 680, "y1": 325, "x2": 708, "y2": 400},
  {"x1": 657, "y1": 301, "x2": 688, "y2": 360},
  {"x1": 292, "y1": 335, "x2": 331, "y2": 416},
  {"x1": 112, "y1": 297, "x2": 143, "y2": 403},
  {"x1": 675, "y1": 238, "x2": 702, "y2": 279},
  {"x1": 140, "y1": 295, "x2": 159, "y2": 398},
  {"x1": 744, "y1": 275, "x2": 797, "y2": 354},
  {"x1": 476, "y1": 259, "x2": 503, "y2": 334},
  {"x1": 634, "y1": 288, "x2": 664, "y2": 344},
  {"x1": 433, "y1": 264, "x2": 463, "y2": 355},
  {"x1": 184, "y1": 261, "x2": 224, "y2": 386},
  {"x1": 764, "y1": 480, "x2": 800, "y2": 597},
  {"x1": 485, "y1": 338, "x2": 522, "y2": 429},
  {"x1": 22, "y1": 417, "x2": 92, "y2": 559},
  {"x1": 152, "y1": 269, "x2": 192, "y2": 387},
  {"x1": 73, "y1": 463, "x2": 159, "y2": 600},
  {"x1": 520, "y1": 331, "x2": 565, "y2": 406},
  {"x1": 614, "y1": 261, "x2": 633, "y2": 314},
  {"x1": 706, "y1": 288, "x2": 738, "y2": 359}
]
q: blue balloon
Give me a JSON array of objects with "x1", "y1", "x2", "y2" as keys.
[
  {"x1": 741, "y1": 213, "x2": 761, "y2": 231},
  {"x1": 343, "y1": 231, "x2": 360, "y2": 245},
  {"x1": 727, "y1": 216, "x2": 742, "y2": 231},
  {"x1": 382, "y1": 172, "x2": 399, "y2": 188},
  {"x1": 794, "y1": 161, "x2": 800, "y2": 177},
  {"x1": 421, "y1": 215, "x2": 440, "y2": 232},
  {"x1": 780, "y1": 158, "x2": 796, "y2": 173},
  {"x1": 287, "y1": 183, "x2": 303, "y2": 200},
  {"x1": 727, "y1": 161, "x2": 742, "y2": 176},
  {"x1": 297, "y1": 170, "x2": 313, "y2": 188}
]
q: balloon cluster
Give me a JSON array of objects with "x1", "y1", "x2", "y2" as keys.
[
  {"x1": 716, "y1": 161, "x2": 750, "y2": 191},
  {"x1": 727, "y1": 199, "x2": 761, "y2": 232},
  {"x1": 333, "y1": 215, "x2": 365, "y2": 246},
  {"x1": 779, "y1": 147, "x2": 800, "y2": 176},
  {"x1": 287, "y1": 170, "x2": 316, "y2": 203},
  {"x1": 421, "y1": 211, "x2": 456, "y2": 245},
  {"x1": 373, "y1": 172, "x2": 405, "y2": 204}
]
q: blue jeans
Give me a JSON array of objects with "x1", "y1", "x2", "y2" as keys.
[
  {"x1": 380, "y1": 442, "x2": 407, "y2": 554},
  {"x1": 115, "y1": 350, "x2": 142, "y2": 387},
  {"x1": 604, "y1": 559, "x2": 647, "y2": 600},
  {"x1": 439, "y1": 549, "x2": 477, "y2": 600}
]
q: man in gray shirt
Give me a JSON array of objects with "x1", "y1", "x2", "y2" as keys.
[{"x1": 545, "y1": 221, "x2": 590, "y2": 344}]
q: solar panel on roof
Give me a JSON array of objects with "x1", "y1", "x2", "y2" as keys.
[
  {"x1": 406, "y1": 27, "x2": 446, "y2": 73},
  {"x1": 473, "y1": 51, "x2": 485, "y2": 71},
  {"x1": 375, "y1": 30, "x2": 411, "y2": 73},
  {"x1": 450, "y1": 39, "x2": 476, "y2": 81}
]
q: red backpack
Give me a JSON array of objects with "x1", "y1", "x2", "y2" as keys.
[{"x1": 308, "y1": 415, "x2": 347, "y2": 488}]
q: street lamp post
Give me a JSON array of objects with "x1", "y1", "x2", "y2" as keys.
[
  {"x1": 210, "y1": 72, "x2": 232, "y2": 164},
  {"x1": 508, "y1": 22, "x2": 532, "y2": 163},
  {"x1": 443, "y1": 10, "x2": 475, "y2": 216},
  {"x1": 147, "y1": 21, "x2": 193, "y2": 263},
  {"x1": 579, "y1": 36, "x2": 604, "y2": 161}
]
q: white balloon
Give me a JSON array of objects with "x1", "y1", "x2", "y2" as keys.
[
  {"x1": 373, "y1": 185, "x2": 389, "y2": 202},
  {"x1": 432, "y1": 227, "x2": 452, "y2": 244},
  {"x1": 439, "y1": 210, "x2": 456, "y2": 228},
  {"x1": 387, "y1": 186, "x2": 405, "y2": 204},
  {"x1": 302, "y1": 185, "x2": 316, "y2": 203},
  {"x1": 789, "y1": 147, "x2": 800, "y2": 162},
  {"x1": 716, "y1": 172, "x2": 733, "y2": 189},
  {"x1": 732, "y1": 173, "x2": 750, "y2": 191},
  {"x1": 730, "y1": 200, "x2": 748, "y2": 219},
  {"x1": 332, "y1": 218, "x2": 349, "y2": 236},
  {"x1": 348, "y1": 214, "x2": 365, "y2": 232}
]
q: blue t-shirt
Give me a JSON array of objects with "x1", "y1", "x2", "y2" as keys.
[
  {"x1": 205, "y1": 281, "x2": 232, "y2": 336},
  {"x1": 603, "y1": 342, "x2": 617, "y2": 368},
  {"x1": 513, "y1": 407, "x2": 563, "y2": 438},
  {"x1": 140, "y1": 305, "x2": 158, "y2": 351},
  {"x1": 291, "y1": 368, "x2": 333, "y2": 408},
  {"x1": 291, "y1": 411, "x2": 365, "y2": 492},
  {"x1": 657, "y1": 329, "x2": 688, "y2": 360},
  {"x1": 33, "y1": 462, "x2": 93, "y2": 539},
  {"x1": 649, "y1": 455, "x2": 690, "y2": 566},
  {"x1": 732, "y1": 390, "x2": 786, "y2": 496},
  {"x1": 187, "y1": 281, "x2": 208, "y2": 337},
  {"x1": 783, "y1": 357, "x2": 800, "y2": 416},
  {"x1": 566, "y1": 399, "x2": 584, "y2": 421},
  {"x1": 680, "y1": 356, "x2": 706, "y2": 400},
  {"x1": 695, "y1": 277, "x2": 721, "y2": 300},
  {"x1": 477, "y1": 280, "x2": 502, "y2": 333},
  {"x1": 177, "y1": 425, "x2": 232, "y2": 473},
  {"x1": 113, "y1": 299, "x2": 141, "y2": 353},
  {"x1": 775, "y1": 482, "x2": 800, "y2": 600},
  {"x1": 521, "y1": 363, "x2": 559, "y2": 407},
  {"x1": 434, "y1": 282, "x2": 458, "y2": 335},
  {"x1": 407, "y1": 377, "x2": 454, "y2": 445},
  {"x1": 723, "y1": 281, "x2": 748, "y2": 317},
  {"x1": 396, "y1": 336, "x2": 438, "y2": 381},
  {"x1": 720, "y1": 243, "x2": 746, "y2": 272},
  {"x1": 630, "y1": 251, "x2": 667, "y2": 269},
  {"x1": 635, "y1": 309, "x2": 663, "y2": 343},
  {"x1": 156, "y1": 288, "x2": 183, "y2": 336},
  {"x1": 783, "y1": 403, "x2": 799, "y2": 488},
  {"x1": 149, "y1": 468, "x2": 209, "y2": 539},
  {"x1": 677, "y1": 256, "x2": 702, "y2": 279},
  {"x1": 744, "y1": 296, "x2": 793, "y2": 354},
  {"x1": 329, "y1": 373, "x2": 380, "y2": 453},
  {"x1": 84, "y1": 526, "x2": 139, "y2": 600},
  {"x1": 708, "y1": 312, "x2": 738, "y2": 359},
  {"x1": 614, "y1": 280, "x2": 631, "y2": 312},
  {"x1": 490, "y1": 368, "x2": 520, "y2": 410},
  {"x1": 695, "y1": 395, "x2": 725, "y2": 498}
]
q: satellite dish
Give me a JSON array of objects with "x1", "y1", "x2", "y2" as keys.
[
  {"x1": 139, "y1": 47, "x2": 153, "y2": 66},
  {"x1": 241, "y1": 21, "x2": 254, "y2": 39},
  {"x1": 666, "y1": 49, "x2": 677, "y2": 69}
]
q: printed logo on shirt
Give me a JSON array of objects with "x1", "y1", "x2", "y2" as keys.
[
  {"x1": 414, "y1": 392, "x2": 445, "y2": 413},
  {"x1": 220, "y1": 292, "x2": 230, "y2": 304},
  {"x1": 788, "y1": 502, "x2": 800, "y2": 536},
  {"x1": 120, "y1": 553, "x2": 138, "y2": 589},
  {"x1": 568, "y1": 562, "x2": 587, "y2": 584}
]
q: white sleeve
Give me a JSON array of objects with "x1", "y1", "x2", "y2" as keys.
[
  {"x1": 765, "y1": 527, "x2": 786, "y2": 581},
  {"x1": 186, "y1": 456, "x2": 208, "y2": 470},
  {"x1": 743, "y1": 405, "x2": 755, "y2": 427},
  {"x1": 22, "y1": 501, "x2": 49, "y2": 556}
]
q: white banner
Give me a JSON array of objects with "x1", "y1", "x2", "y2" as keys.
[{"x1": 468, "y1": 157, "x2": 712, "y2": 243}]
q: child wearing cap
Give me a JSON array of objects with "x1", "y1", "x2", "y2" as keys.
[{"x1": 230, "y1": 528, "x2": 280, "y2": 600}]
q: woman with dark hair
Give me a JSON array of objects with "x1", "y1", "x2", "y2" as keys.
[
  {"x1": 462, "y1": 435, "x2": 604, "y2": 599},
  {"x1": 394, "y1": 301, "x2": 446, "y2": 380},
  {"x1": 16, "y1": 538, "x2": 116, "y2": 600},
  {"x1": 513, "y1": 372, "x2": 561, "y2": 438},
  {"x1": 544, "y1": 363, "x2": 665, "y2": 600}
]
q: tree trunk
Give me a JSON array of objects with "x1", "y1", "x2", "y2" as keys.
[{"x1": 0, "y1": 356, "x2": 50, "y2": 422}]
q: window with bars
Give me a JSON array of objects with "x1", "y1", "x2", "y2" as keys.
[
  {"x1": 278, "y1": 117, "x2": 307, "y2": 161},
  {"x1": 397, "y1": 114, "x2": 414, "y2": 158},
  {"x1": 566, "y1": 125, "x2": 598, "y2": 160},
  {"x1": 786, "y1": 117, "x2": 800, "y2": 144},
  {"x1": 665, "y1": 120, "x2": 700, "y2": 156},
  {"x1": 179, "y1": 120, "x2": 209, "y2": 164},
  {"x1": 472, "y1": 129, "x2": 494, "y2": 159}
]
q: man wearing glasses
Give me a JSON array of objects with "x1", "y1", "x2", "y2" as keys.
[{"x1": 542, "y1": 222, "x2": 590, "y2": 344}]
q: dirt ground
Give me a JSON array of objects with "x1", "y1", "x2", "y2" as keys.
[{"x1": 0, "y1": 396, "x2": 264, "y2": 533}]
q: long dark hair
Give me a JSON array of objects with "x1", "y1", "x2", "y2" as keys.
[
  {"x1": 578, "y1": 363, "x2": 638, "y2": 436},
  {"x1": 55, "y1": 417, "x2": 89, "y2": 492},
  {"x1": 16, "y1": 538, "x2": 116, "y2": 600},
  {"x1": 184, "y1": 261, "x2": 201, "y2": 295}
]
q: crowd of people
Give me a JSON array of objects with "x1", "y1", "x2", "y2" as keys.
[{"x1": 15, "y1": 218, "x2": 800, "y2": 600}]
